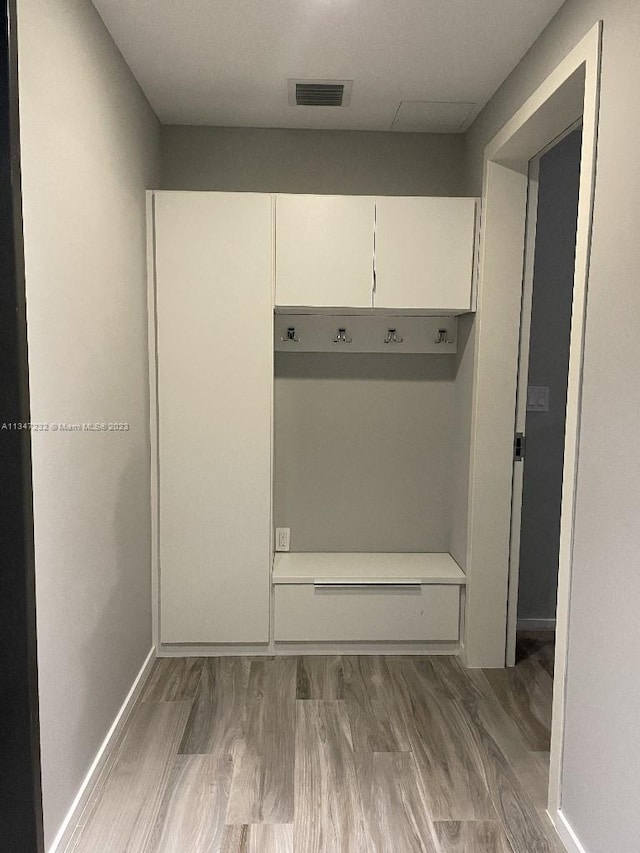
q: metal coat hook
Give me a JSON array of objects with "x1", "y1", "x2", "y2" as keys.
[
  {"x1": 435, "y1": 328, "x2": 453, "y2": 344},
  {"x1": 333, "y1": 328, "x2": 352, "y2": 344},
  {"x1": 281, "y1": 327, "x2": 300, "y2": 342},
  {"x1": 384, "y1": 328, "x2": 403, "y2": 344}
]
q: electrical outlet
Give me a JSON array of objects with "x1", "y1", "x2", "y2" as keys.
[{"x1": 275, "y1": 527, "x2": 290, "y2": 552}]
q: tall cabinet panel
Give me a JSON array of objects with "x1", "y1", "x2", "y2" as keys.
[
  {"x1": 375, "y1": 197, "x2": 477, "y2": 311},
  {"x1": 154, "y1": 192, "x2": 272, "y2": 643},
  {"x1": 275, "y1": 194, "x2": 375, "y2": 308}
]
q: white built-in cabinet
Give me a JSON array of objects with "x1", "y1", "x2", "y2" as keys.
[
  {"x1": 375, "y1": 197, "x2": 478, "y2": 311},
  {"x1": 154, "y1": 192, "x2": 273, "y2": 644},
  {"x1": 275, "y1": 194, "x2": 375, "y2": 308},
  {"x1": 151, "y1": 190, "x2": 478, "y2": 648},
  {"x1": 275, "y1": 194, "x2": 478, "y2": 312}
]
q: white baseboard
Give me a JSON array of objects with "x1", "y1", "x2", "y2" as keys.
[
  {"x1": 49, "y1": 646, "x2": 156, "y2": 853},
  {"x1": 517, "y1": 618, "x2": 556, "y2": 631},
  {"x1": 550, "y1": 809, "x2": 588, "y2": 853},
  {"x1": 158, "y1": 641, "x2": 460, "y2": 657}
]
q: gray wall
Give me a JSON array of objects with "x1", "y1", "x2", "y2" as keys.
[
  {"x1": 274, "y1": 353, "x2": 456, "y2": 553},
  {"x1": 17, "y1": 0, "x2": 160, "y2": 846},
  {"x1": 518, "y1": 128, "x2": 582, "y2": 623},
  {"x1": 160, "y1": 125, "x2": 466, "y2": 195},
  {"x1": 465, "y1": 0, "x2": 640, "y2": 849}
]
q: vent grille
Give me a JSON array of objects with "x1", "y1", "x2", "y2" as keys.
[
  {"x1": 288, "y1": 79, "x2": 353, "y2": 108},
  {"x1": 296, "y1": 83, "x2": 344, "y2": 106}
]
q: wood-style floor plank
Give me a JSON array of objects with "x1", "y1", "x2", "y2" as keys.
[
  {"x1": 179, "y1": 657, "x2": 250, "y2": 756},
  {"x1": 356, "y1": 752, "x2": 440, "y2": 853},
  {"x1": 144, "y1": 755, "x2": 233, "y2": 852},
  {"x1": 225, "y1": 657, "x2": 296, "y2": 824},
  {"x1": 343, "y1": 655, "x2": 412, "y2": 752},
  {"x1": 294, "y1": 700, "x2": 366, "y2": 852},
  {"x1": 462, "y1": 669, "x2": 551, "y2": 811},
  {"x1": 428, "y1": 655, "x2": 487, "y2": 706},
  {"x1": 390, "y1": 660, "x2": 496, "y2": 821},
  {"x1": 482, "y1": 658, "x2": 553, "y2": 751},
  {"x1": 434, "y1": 820, "x2": 512, "y2": 852},
  {"x1": 70, "y1": 701, "x2": 190, "y2": 852},
  {"x1": 69, "y1": 648, "x2": 565, "y2": 853},
  {"x1": 516, "y1": 632, "x2": 555, "y2": 678},
  {"x1": 522, "y1": 752, "x2": 551, "y2": 810},
  {"x1": 297, "y1": 655, "x2": 344, "y2": 699},
  {"x1": 462, "y1": 669, "x2": 532, "y2": 766},
  {"x1": 220, "y1": 823, "x2": 294, "y2": 852},
  {"x1": 463, "y1": 698, "x2": 563, "y2": 853},
  {"x1": 141, "y1": 657, "x2": 204, "y2": 703}
]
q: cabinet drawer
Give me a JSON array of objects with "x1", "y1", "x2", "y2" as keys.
[{"x1": 274, "y1": 583, "x2": 460, "y2": 642}]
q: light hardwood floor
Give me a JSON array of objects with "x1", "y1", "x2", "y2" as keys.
[{"x1": 66, "y1": 633, "x2": 562, "y2": 852}]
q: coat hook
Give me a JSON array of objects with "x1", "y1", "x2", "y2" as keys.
[
  {"x1": 333, "y1": 327, "x2": 352, "y2": 344},
  {"x1": 384, "y1": 328, "x2": 403, "y2": 344},
  {"x1": 435, "y1": 328, "x2": 453, "y2": 344},
  {"x1": 281, "y1": 326, "x2": 300, "y2": 342}
]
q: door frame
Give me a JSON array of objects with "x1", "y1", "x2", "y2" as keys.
[
  {"x1": 506, "y1": 118, "x2": 583, "y2": 667},
  {"x1": 462, "y1": 21, "x2": 602, "y2": 834},
  {"x1": 505, "y1": 150, "x2": 541, "y2": 668}
]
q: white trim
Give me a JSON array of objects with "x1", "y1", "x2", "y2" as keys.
[
  {"x1": 463, "y1": 17, "x2": 602, "y2": 828},
  {"x1": 506, "y1": 116, "x2": 583, "y2": 666},
  {"x1": 146, "y1": 191, "x2": 160, "y2": 650},
  {"x1": 270, "y1": 192, "x2": 276, "y2": 647},
  {"x1": 158, "y1": 641, "x2": 460, "y2": 657},
  {"x1": 516, "y1": 618, "x2": 556, "y2": 631},
  {"x1": 48, "y1": 647, "x2": 156, "y2": 853},
  {"x1": 506, "y1": 157, "x2": 540, "y2": 666},
  {"x1": 549, "y1": 21, "x2": 602, "y2": 818},
  {"x1": 551, "y1": 809, "x2": 588, "y2": 853}
]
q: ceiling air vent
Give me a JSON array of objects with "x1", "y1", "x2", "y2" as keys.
[{"x1": 288, "y1": 79, "x2": 353, "y2": 107}]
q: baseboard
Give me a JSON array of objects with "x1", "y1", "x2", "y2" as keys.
[
  {"x1": 48, "y1": 646, "x2": 156, "y2": 853},
  {"x1": 550, "y1": 809, "x2": 588, "y2": 853},
  {"x1": 517, "y1": 618, "x2": 556, "y2": 631},
  {"x1": 158, "y1": 641, "x2": 460, "y2": 657}
]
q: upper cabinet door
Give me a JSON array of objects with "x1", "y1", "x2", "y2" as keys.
[
  {"x1": 375, "y1": 197, "x2": 478, "y2": 312},
  {"x1": 276, "y1": 194, "x2": 375, "y2": 308}
]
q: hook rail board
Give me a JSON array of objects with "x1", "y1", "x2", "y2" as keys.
[{"x1": 274, "y1": 314, "x2": 458, "y2": 354}]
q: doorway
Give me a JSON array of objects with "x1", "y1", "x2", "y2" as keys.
[
  {"x1": 508, "y1": 125, "x2": 583, "y2": 668},
  {"x1": 464, "y1": 21, "x2": 601, "y2": 838}
]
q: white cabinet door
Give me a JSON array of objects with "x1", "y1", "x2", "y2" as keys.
[
  {"x1": 275, "y1": 194, "x2": 375, "y2": 308},
  {"x1": 154, "y1": 192, "x2": 272, "y2": 644},
  {"x1": 375, "y1": 197, "x2": 477, "y2": 311}
]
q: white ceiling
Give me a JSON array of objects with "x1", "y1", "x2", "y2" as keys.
[{"x1": 92, "y1": 0, "x2": 565, "y2": 133}]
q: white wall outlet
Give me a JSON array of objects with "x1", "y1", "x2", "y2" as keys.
[{"x1": 275, "y1": 527, "x2": 290, "y2": 552}]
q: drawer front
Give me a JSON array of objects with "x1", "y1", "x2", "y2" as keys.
[{"x1": 274, "y1": 583, "x2": 460, "y2": 642}]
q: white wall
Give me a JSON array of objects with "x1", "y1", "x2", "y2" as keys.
[
  {"x1": 160, "y1": 125, "x2": 467, "y2": 196},
  {"x1": 465, "y1": 0, "x2": 640, "y2": 849},
  {"x1": 17, "y1": 0, "x2": 160, "y2": 847}
]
